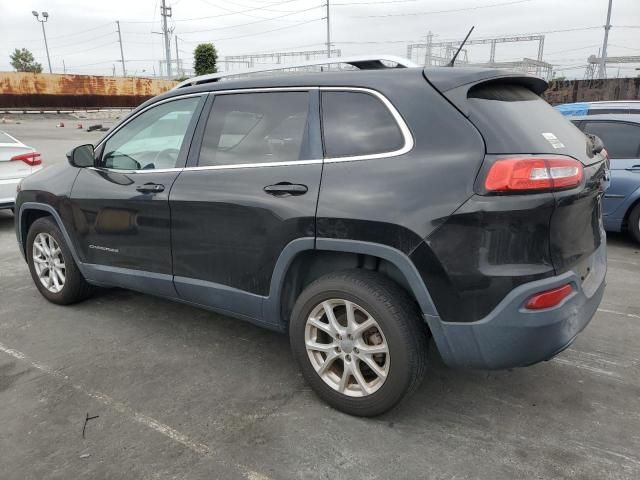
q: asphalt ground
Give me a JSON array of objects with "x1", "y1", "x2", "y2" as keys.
[{"x1": 1, "y1": 118, "x2": 639, "y2": 479}]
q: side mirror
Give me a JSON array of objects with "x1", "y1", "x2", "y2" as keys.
[{"x1": 66, "y1": 144, "x2": 95, "y2": 168}]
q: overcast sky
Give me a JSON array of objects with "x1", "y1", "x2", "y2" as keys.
[{"x1": 0, "y1": 0, "x2": 638, "y2": 79}]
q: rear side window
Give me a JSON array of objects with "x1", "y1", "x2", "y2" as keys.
[
  {"x1": 321, "y1": 91, "x2": 404, "y2": 158},
  {"x1": 581, "y1": 121, "x2": 640, "y2": 159},
  {"x1": 467, "y1": 82, "x2": 595, "y2": 164},
  {"x1": 198, "y1": 91, "x2": 310, "y2": 167}
]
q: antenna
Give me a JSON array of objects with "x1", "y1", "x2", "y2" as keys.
[{"x1": 447, "y1": 26, "x2": 475, "y2": 67}]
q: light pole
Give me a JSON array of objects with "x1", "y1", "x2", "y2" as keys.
[{"x1": 32, "y1": 11, "x2": 52, "y2": 74}]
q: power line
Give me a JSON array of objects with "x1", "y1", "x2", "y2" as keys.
[
  {"x1": 119, "y1": 0, "x2": 308, "y2": 23},
  {"x1": 36, "y1": 22, "x2": 113, "y2": 42},
  {"x1": 179, "y1": 17, "x2": 323, "y2": 43},
  {"x1": 332, "y1": 26, "x2": 604, "y2": 45},
  {"x1": 350, "y1": 0, "x2": 534, "y2": 18},
  {"x1": 178, "y1": 5, "x2": 322, "y2": 34}
]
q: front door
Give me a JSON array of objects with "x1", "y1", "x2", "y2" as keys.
[
  {"x1": 581, "y1": 120, "x2": 640, "y2": 217},
  {"x1": 170, "y1": 90, "x2": 322, "y2": 322},
  {"x1": 69, "y1": 95, "x2": 205, "y2": 292}
]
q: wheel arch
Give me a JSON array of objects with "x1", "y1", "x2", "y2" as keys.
[
  {"x1": 265, "y1": 238, "x2": 440, "y2": 331},
  {"x1": 17, "y1": 203, "x2": 81, "y2": 265},
  {"x1": 622, "y1": 189, "x2": 640, "y2": 232}
]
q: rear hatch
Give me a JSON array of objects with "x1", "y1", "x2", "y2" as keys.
[{"x1": 426, "y1": 69, "x2": 608, "y2": 278}]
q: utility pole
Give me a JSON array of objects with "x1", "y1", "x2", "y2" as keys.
[
  {"x1": 161, "y1": 0, "x2": 173, "y2": 78},
  {"x1": 325, "y1": 1, "x2": 331, "y2": 58},
  {"x1": 116, "y1": 21, "x2": 127, "y2": 77},
  {"x1": 598, "y1": 0, "x2": 613, "y2": 79},
  {"x1": 62, "y1": 60, "x2": 66, "y2": 74},
  {"x1": 175, "y1": 36, "x2": 181, "y2": 77},
  {"x1": 32, "y1": 11, "x2": 52, "y2": 74}
]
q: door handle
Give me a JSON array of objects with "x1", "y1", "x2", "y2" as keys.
[
  {"x1": 626, "y1": 165, "x2": 640, "y2": 172},
  {"x1": 263, "y1": 182, "x2": 308, "y2": 196},
  {"x1": 136, "y1": 183, "x2": 165, "y2": 193}
]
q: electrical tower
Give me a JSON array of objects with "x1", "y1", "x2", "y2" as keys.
[
  {"x1": 224, "y1": 49, "x2": 342, "y2": 72},
  {"x1": 407, "y1": 34, "x2": 552, "y2": 79},
  {"x1": 584, "y1": 54, "x2": 640, "y2": 80}
]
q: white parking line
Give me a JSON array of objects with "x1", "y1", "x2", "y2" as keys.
[
  {"x1": 0, "y1": 342, "x2": 270, "y2": 480},
  {"x1": 597, "y1": 308, "x2": 640, "y2": 320}
]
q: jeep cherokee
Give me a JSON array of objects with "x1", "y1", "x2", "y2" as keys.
[{"x1": 15, "y1": 56, "x2": 608, "y2": 416}]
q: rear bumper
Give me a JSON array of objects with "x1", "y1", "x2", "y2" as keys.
[
  {"x1": 0, "y1": 178, "x2": 21, "y2": 209},
  {"x1": 426, "y1": 241, "x2": 607, "y2": 369}
]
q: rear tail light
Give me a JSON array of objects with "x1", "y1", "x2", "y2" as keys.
[
  {"x1": 525, "y1": 284, "x2": 573, "y2": 310},
  {"x1": 11, "y1": 151, "x2": 42, "y2": 167},
  {"x1": 484, "y1": 156, "x2": 583, "y2": 193}
]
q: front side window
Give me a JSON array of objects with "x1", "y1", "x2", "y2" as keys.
[
  {"x1": 321, "y1": 91, "x2": 404, "y2": 158},
  {"x1": 582, "y1": 121, "x2": 640, "y2": 159},
  {"x1": 198, "y1": 91, "x2": 310, "y2": 167},
  {"x1": 101, "y1": 96, "x2": 200, "y2": 170}
]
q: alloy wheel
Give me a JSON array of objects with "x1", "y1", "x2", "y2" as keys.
[
  {"x1": 304, "y1": 298, "x2": 390, "y2": 397},
  {"x1": 32, "y1": 232, "x2": 66, "y2": 293}
]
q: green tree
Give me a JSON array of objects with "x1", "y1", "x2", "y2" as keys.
[
  {"x1": 193, "y1": 43, "x2": 217, "y2": 76},
  {"x1": 10, "y1": 48, "x2": 43, "y2": 73}
]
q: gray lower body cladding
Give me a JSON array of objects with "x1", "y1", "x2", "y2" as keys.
[{"x1": 426, "y1": 240, "x2": 607, "y2": 369}]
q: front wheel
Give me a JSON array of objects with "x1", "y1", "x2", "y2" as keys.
[
  {"x1": 26, "y1": 216, "x2": 93, "y2": 305},
  {"x1": 289, "y1": 270, "x2": 428, "y2": 416}
]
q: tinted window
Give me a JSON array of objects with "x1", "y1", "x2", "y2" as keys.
[
  {"x1": 101, "y1": 97, "x2": 200, "y2": 170},
  {"x1": 321, "y1": 91, "x2": 404, "y2": 158},
  {"x1": 582, "y1": 121, "x2": 640, "y2": 159},
  {"x1": 467, "y1": 83, "x2": 596, "y2": 165},
  {"x1": 198, "y1": 92, "x2": 310, "y2": 167}
]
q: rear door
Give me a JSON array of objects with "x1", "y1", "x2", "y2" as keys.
[
  {"x1": 580, "y1": 120, "x2": 640, "y2": 217},
  {"x1": 169, "y1": 89, "x2": 322, "y2": 319},
  {"x1": 69, "y1": 94, "x2": 205, "y2": 292}
]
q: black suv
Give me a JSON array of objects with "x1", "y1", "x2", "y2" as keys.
[{"x1": 15, "y1": 58, "x2": 608, "y2": 416}]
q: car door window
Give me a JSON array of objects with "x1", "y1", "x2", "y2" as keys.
[
  {"x1": 582, "y1": 121, "x2": 640, "y2": 159},
  {"x1": 198, "y1": 91, "x2": 310, "y2": 167},
  {"x1": 101, "y1": 97, "x2": 201, "y2": 170},
  {"x1": 321, "y1": 91, "x2": 404, "y2": 158}
]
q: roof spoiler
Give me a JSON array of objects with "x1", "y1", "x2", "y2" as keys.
[{"x1": 423, "y1": 67, "x2": 548, "y2": 116}]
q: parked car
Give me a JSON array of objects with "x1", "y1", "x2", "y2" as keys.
[
  {"x1": 0, "y1": 130, "x2": 42, "y2": 211},
  {"x1": 556, "y1": 100, "x2": 640, "y2": 117},
  {"x1": 571, "y1": 114, "x2": 640, "y2": 242},
  {"x1": 14, "y1": 56, "x2": 609, "y2": 416}
]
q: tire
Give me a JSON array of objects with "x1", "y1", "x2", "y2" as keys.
[
  {"x1": 26, "y1": 216, "x2": 93, "y2": 305},
  {"x1": 628, "y1": 203, "x2": 640, "y2": 244},
  {"x1": 289, "y1": 270, "x2": 429, "y2": 417}
]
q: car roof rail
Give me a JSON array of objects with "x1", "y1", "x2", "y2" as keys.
[{"x1": 173, "y1": 55, "x2": 420, "y2": 89}]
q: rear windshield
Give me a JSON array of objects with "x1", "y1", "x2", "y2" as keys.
[{"x1": 467, "y1": 83, "x2": 595, "y2": 164}]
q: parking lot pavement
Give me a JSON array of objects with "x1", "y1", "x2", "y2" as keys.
[
  {"x1": 2, "y1": 117, "x2": 111, "y2": 166},
  {"x1": 1, "y1": 121, "x2": 640, "y2": 480}
]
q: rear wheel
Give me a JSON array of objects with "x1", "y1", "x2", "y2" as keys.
[
  {"x1": 26, "y1": 217, "x2": 93, "y2": 305},
  {"x1": 629, "y1": 203, "x2": 640, "y2": 244},
  {"x1": 289, "y1": 270, "x2": 428, "y2": 416}
]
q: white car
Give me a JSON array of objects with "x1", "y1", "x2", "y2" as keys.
[{"x1": 0, "y1": 130, "x2": 42, "y2": 211}]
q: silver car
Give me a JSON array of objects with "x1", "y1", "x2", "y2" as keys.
[{"x1": 0, "y1": 130, "x2": 42, "y2": 210}]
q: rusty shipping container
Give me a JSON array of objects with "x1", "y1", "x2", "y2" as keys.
[{"x1": 0, "y1": 72, "x2": 177, "y2": 109}]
